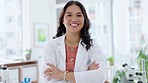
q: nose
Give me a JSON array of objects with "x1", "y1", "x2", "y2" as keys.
[{"x1": 71, "y1": 16, "x2": 78, "y2": 22}]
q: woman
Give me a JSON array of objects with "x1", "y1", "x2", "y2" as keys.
[{"x1": 41, "y1": 1, "x2": 107, "y2": 83}]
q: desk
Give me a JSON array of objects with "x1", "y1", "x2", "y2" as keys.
[{"x1": 2, "y1": 60, "x2": 38, "y2": 83}]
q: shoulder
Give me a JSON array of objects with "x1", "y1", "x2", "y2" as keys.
[
  {"x1": 88, "y1": 40, "x2": 106, "y2": 60},
  {"x1": 91, "y1": 40, "x2": 101, "y2": 48},
  {"x1": 45, "y1": 35, "x2": 64, "y2": 47},
  {"x1": 46, "y1": 38, "x2": 57, "y2": 45}
]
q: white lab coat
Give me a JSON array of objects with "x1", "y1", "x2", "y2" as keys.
[{"x1": 41, "y1": 35, "x2": 107, "y2": 83}]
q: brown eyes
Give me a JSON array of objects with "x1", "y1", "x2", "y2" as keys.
[
  {"x1": 66, "y1": 14, "x2": 83, "y2": 17},
  {"x1": 67, "y1": 14, "x2": 72, "y2": 16},
  {"x1": 77, "y1": 15, "x2": 82, "y2": 17}
]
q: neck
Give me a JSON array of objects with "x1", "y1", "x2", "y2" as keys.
[{"x1": 65, "y1": 34, "x2": 80, "y2": 47}]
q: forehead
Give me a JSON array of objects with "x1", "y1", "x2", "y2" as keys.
[{"x1": 65, "y1": 4, "x2": 82, "y2": 13}]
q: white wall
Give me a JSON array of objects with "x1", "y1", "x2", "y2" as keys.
[
  {"x1": 142, "y1": 0, "x2": 148, "y2": 41},
  {"x1": 30, "y1": 0, "x2": 56, "y2": 80},
  {"x1": 0, "y1": 0, "x2": 5, "y2": 32},
  {"x1": 0, "y1": 0, "x2": 5, "y2": 57},
  {"x1": 24, "y1": 0, "x2": 57, "y2": 83},
  {"x1": 23, "y1": 0, "x2": 56, "y2": 59}
]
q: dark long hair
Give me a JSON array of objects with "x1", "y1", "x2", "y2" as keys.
[{"x1": 54, "y1": 0, "x2": 92, "y2": 50}]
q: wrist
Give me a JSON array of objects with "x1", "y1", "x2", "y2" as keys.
[
  {"x1": 63, "y1": 71, "x2": 66, "y2": 81},
  {"x1": 63, "y1": 71, "x2": 69, "y2": 81},
  {"x1": 66, "y1": 72, "x2": 76, "y2": 83}
]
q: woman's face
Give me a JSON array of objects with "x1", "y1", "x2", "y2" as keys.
[{"x1": 63, "y1": 4, "x2": 84, "y2": 34}]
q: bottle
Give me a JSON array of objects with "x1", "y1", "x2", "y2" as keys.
[
  {"x1": 20, "y1": 78, "x2": 31, "y2": 83},
  {"x1": 0, "y1": 65, "x2": 10, "y2": 83}
]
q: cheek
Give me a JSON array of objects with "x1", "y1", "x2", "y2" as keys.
[
  {"x1": 63, "y1": 19, "x2": 70, "y2": 28},
  {"x1": 81, "y1": 19, "x2": 84, "y2": 25},
  {"x1": 63, "y1": 18, "x2": 69, "y2": 25},
  {"x1": 81, "y1": 18, "x2": 84, "y2": 23}
]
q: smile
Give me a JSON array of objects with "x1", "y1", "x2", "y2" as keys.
[{"x1": 70, "y1": 23, "x2": 79, "y2": 27}]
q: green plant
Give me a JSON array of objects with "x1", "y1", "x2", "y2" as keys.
[
  {"x1": 113, "y1": 70, "x2": 125, "y2": 83},
  {"x1": 136, "y1": 46, "x2": 148, "y2": 80},
  {"x1": 24, "y1": 49, "x2": 32, "y2": 55},
  {"x1": 107, "y1": 56, "x2": 114, "y2": 65},
  {"x1": 24, "y1": 49, "x2": 32, "y2": 60}
]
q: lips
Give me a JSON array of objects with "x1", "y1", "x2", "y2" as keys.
[{"x1": 70, "y1": 23, "x2": 79, "y2": 27}]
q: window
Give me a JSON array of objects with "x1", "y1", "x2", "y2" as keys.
[
  {"x1": 0, "y1": 0, "x2": 22, "y2": 60},
  {"x1": 56, "y1": 0, "x2": 70, "y2": 4},
  {"x1": 129, "y1": 0, "x2": 148, "y2": 54},
  {"x1": 86, "y1": 1, "x2": 113, "y2": 57}
]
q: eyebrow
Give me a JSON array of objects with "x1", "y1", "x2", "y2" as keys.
[
  {"x1": 65, "y1": 12, "x2": 83, "y2": 14},
  {"x1": 77, "y1": 12, "x2": 83, "y2": 14}
]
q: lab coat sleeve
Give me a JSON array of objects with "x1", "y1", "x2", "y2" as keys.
[
  {"x1": 40, "y1": 40, "x2": 58, "y2": 83},
  {"x1": 74, "y1": 43, "x2": 107, "y2": 83}
]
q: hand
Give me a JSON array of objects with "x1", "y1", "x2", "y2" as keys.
[
  {"x1": 88, "y1": 62, "x2": 99, "y2": 70},
  {"x1": 44, "y1": 63, "x2": 64, "y2": 81}
]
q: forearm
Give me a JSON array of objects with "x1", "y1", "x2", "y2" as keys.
[
  {"x1": 66, "y1": 72, "x2": 76, "y2": 83},
  {"x1": 74, "y1": 70, "x2": 106, "y2": 83}
]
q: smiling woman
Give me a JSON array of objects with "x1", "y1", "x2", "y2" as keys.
[{"x1": 41, "y1": 1, "x2": 107, "y2": 83}]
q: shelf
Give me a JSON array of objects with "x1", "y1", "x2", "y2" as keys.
[{"x1": 2, "y1": 60, "x2": 38, "y2": 83}]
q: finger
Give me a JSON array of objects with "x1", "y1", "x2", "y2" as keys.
[
  {"x1": 47, "y1": 76, "x2": 53, "y2": 81},
  {"x1": 46, "y1": 63, "x2": 55, "y2": 69},
  {"x1": 96, "y1": 66, "x2": 99, "y2": 69},
  {"x1": 45, "y1": 71, "x2": 53, "y2": 77},
  {"x1": 47, "y1": 74, "x2": 54, "y2": 81},
  {"x1": 93, "y1": 64, "x2": 99, "y2": 68},
  {"x1": 95, "y1": 64, "x2": 100, "y2": 69},
  {"x1": 45, "y1": 74, "x2": 53, "y2": 81},
  {"x1": 89, "y1": 63, "x2": 95, "y2": 68},
  {"x1": 91, "y1": 61, "x2": 96, "y2": 65},
  {"x1": 88, "y1": 63, "x2": 99, "y2": 70},
  {"x1": 95, "y1": 64, "x2": 99, "y2": 67},
  {"x1": 90, "y1": 63, "x2": 98, "y2": 68},
  {"x1": 44, "y1": 68, "x2": 52, "y2": 74},
  {"x1": 88, "y1": 66, "x2": 95, "y2": 70},
  {"x1": 44, "y1": 72, "x2": 49, "y2": 78}
]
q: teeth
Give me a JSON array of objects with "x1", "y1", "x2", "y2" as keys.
[{"x1": 71, "y1": 24, "x2": 78, "y2": 26}]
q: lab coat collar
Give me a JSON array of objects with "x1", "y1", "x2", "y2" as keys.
[
  {"x1": 57, "y1": 35, "x2": 66, "y2": 60},
  {"x1": 74, "y1": 42, "x2": 87, "y2": 71}
]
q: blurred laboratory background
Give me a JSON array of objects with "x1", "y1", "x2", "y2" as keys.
[{"x1": 0, "y1": 0, "x2": 148, "y2": 83}]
